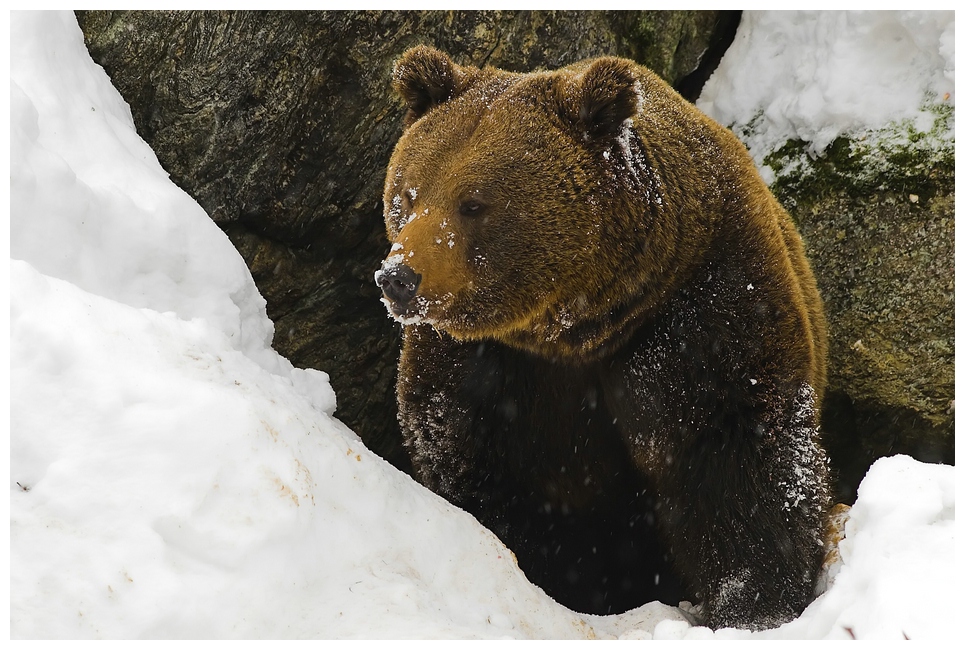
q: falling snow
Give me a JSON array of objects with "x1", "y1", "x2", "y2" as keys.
[{"x1": 8, "y1": 10, "x2": 955, "y2": 641}]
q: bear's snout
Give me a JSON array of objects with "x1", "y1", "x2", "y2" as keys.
[{"x1": 376, "y1": 262, "x2": 422, "y2": 307}]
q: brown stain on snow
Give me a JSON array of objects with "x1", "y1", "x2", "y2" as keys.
[
  {"x1": 294, "y1": 458, "x2": 316, "y2": 506},
  {"x1": 822, "y1": 502, "x2": 851, "y2": 570},
  {"x1": 270, "y1": 474, "x2": 299, "y2": 506}
]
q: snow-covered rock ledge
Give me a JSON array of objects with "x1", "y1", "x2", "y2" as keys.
[{"x1": 8, "y1": 11, "x2": 955, "y2": 640}]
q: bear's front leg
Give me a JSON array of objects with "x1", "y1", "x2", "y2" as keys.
[
  {"x1": 396, "y1": 323, "x2": 529, "y2": 520},
  {"x1": 398, "y1": 323, "x2": 687, "y2": 615},
  {"x1": 610, "y1": 346, "x2": 831, "y2": 630},
  {"x1": 686, "y1": 388, "x2": 829, "y2": 630}
]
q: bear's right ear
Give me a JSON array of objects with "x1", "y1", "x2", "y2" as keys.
[{"x1": 393, "y1": 46, "x2": 469, "y2": 127}]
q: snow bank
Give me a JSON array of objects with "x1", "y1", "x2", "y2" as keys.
[
  {"x1": 8, "y1": 10, "x2": 956, "y2": 640},
  {"x1": 803, "y1": 455, "x2": 956, "y2": 640},
  {"x1": 698, "y1": 11, "x2": 955, "y2": 167},
  {"x1": 10, "y1": 12, "x2": 279, "y2": 378},
  {"x1": 9, "y1": 260, "x2": 587, "y2": 638}
]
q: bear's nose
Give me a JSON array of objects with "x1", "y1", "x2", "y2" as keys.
[{"x1": 376, "y1": 263, "x2": 422, "y2": 306}]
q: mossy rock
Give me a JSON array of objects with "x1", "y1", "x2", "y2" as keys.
[{"x1": 765, "y1": 109, "x2": 954, "y2": 503}]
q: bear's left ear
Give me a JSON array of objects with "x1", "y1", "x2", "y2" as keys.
[
  {"x1": 393, "y1": 46, "x2": 473, "y2": 127},
  {"x1": 565, "y1": 57, "x2": 641, "y2": 140}
]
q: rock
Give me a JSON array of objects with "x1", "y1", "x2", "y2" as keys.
[
  {"x1": 765, "y1": 109, "x2": 954, "y2": 503},
  {"x1": 75, "y1": 9, "x2": 739, "y2": 471}
]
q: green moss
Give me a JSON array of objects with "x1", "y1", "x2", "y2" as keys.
[
  {"x1": 760, "y1": 97, "x2": 956, "y2": 496},
  {"x1": 765, "y1": 99, "x2": 955, "y2": 210}
]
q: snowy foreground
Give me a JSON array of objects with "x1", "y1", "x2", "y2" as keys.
[{"x1": 8, "y1": 11, "x2": 956, "y2": 640}]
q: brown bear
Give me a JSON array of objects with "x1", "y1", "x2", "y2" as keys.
[{"x1": 375, "y1": 45, "x2": 831, "y2": 631}]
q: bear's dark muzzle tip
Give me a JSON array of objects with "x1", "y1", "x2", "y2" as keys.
[{"x1": 376, "y1": 262, "x2": 422, "y2": 307}]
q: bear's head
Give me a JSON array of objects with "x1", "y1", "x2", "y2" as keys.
[{"x1": 375, "y1": 46, "x2": 690, "y2": 361}]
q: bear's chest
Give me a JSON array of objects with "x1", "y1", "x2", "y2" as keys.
[{"x1": 599, "y1": 288, "x2": 764, "y2": 458}]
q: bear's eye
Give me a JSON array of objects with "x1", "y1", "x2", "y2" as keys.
[{"x1": 458, "y1": 199, "x2": 487, "y2": 217}]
